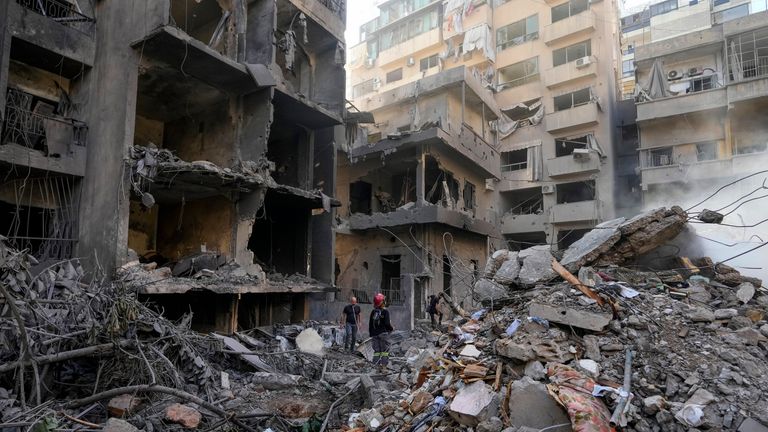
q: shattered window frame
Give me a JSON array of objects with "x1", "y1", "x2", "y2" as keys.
[
  {"x1": 498, "y1": 57, "x2": 539, "y2": 88},
  {"x1": 553, "y1": 87, "x2": 591, "y2": 111},
  {"x1": 496, "y1": 14, "x2": 539, "y2": 52},
  {"x1": 552, "y1": 39, "x2": 591, "y2": 67}
]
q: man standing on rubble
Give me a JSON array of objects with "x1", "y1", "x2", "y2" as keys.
[
  {"x1": 340, "y1": 296, "x2": 362, "y2": 352},
  {"x1": 427, "y1": 294, "x2": 443, "y2": 329},
  {"x1": 370, "y1": 293, "x2": 394, "y2": 368}
]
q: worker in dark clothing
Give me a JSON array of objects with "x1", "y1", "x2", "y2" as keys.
[
  {"x1": 369, "y1": 293, "x2": 394, "y2": 367},
  {"x1": 340, "y1": 296, "x2": 361, "y2": 352},
  {"x1": 427, "y1": 294, "x2": 443, "y2": 329}
]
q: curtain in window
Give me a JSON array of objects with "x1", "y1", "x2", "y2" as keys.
[{"x1": 527, "y1": 144, "x2": 543, "y2": 181}]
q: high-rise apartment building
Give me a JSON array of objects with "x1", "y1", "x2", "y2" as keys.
[{"x1": 340, "y1": 0, "x2": 621, "y2": 328}]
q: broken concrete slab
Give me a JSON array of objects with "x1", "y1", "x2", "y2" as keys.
[
  {"x1": 506, "y1": 377, "x2": 572, "y2": 431},
  {"x1": 560, "y1": 218, "x2": 624, "y2": 272},
  {"x1": 410, "y1": 390, "x2": 434, "y2": 414},
  {"x1": 619, "y1": 208, "x2": 666, "y2": 235},
  {"x1": 164, "y1": 403, "x2": 202, "y2": 428},
  {"x1": 448, "y1": 381, "x2": 500, "y2": 427},
  {"x1": 103, "y1": 418, "x2": 140, "y2": 432},
  {"x1": 737, "y1": 282, "x2": 756, "y2": 304},
  {"x1": 483, "y1": 249, "x2": 509, "y2": 278},
  {"x1": 212, "y1": 334, "x2": 274, "y2": 372},
  {"x1": 296, "y1": 328, "x2": 324, "y2": 356},
  {"x1": 739, "y1": 418, "x2": 768, "y2": 432},
  {"x1": 495, "y1": 339, "x2": 536, "y2": 362},
  {"x1": 528, "y1": 302, "x2": 612, "y2": 332},
  {"x1": 686, "y1": 307, "x2": 715, "y2": 323},
  {"x1": 493, "y1": 253, "x2": 520, "y2": 285},
  {"x1": 518, "y1": 246, "x2": 557, "y2": 285},
  {"x1": 251, "y1": 372, "x2": 304, "y2": 390},
  {"x1": 582, "y1": 335, "x2": 601, "y2": 361},
  {"x1": 473, "y1": 278, "x2": 509, "y2": 302}
]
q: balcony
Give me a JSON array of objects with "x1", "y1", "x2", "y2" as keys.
[
  {"x1": 0, "y1": 89, "x2": 88, "y2": 176},
  {"x1": 546, "y1": 154, "x2": 601, "y2": 178},
  {"x1": 378, "y1": 27, "x2": 441, "y2": 67},
  {"x1": 287, "y1": 0, "x2": 345, "y2": 41},
  {"x1": 14, "y1": 0, "x2": 95, "y2": 36},
  {"x1": 636, "y1": 87, "x2": 726, "y2": 122},
  {"x1": 348, "y1": 203, "x2": 497, "y2": 236},
  {"x1": 543, "y1": 56, "x2": 598, "y2": 88},
  {"x1": 545, "y1": 103, "x2": 598, "y2": 134},
  {"x1": 551, "y1": 200, "x2": 600, "y2": 224},
  {"x1": 502, "y1": 213, "x2": 547, "y2": 234},
  {"x1": 543, "y1": 11, "x2": 596, "y2": 46},
  {"x1": 727, "y1": 58, "x2": 768, "y2": 104},
  {"x1": 641, "y1": 158, "x2": 731, "y2": 186}
]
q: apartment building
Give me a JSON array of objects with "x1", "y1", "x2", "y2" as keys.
[
  {"x1": 342, "y1": 0, "x2": 620, "y2": 327},
  {"x1": 0, "y1": 0, "x2": 346, "y2": 332},
  {"x1": 633, "y1": 10, "x2": 768, "y2": 207}
]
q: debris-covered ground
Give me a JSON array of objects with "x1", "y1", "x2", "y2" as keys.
[{"x1": 2, "y1": 206, "x2": 768, "y2": 432}]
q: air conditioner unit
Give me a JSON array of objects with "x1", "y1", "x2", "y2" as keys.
[
  {"x1": 372, "y1": 77, "x2": 382, "y2": 90},
  {"x1": 575, "y1": 56, "x2": 592, "y2": 68},
  {"x1": 365, "y1": 58, "x2": 375, "y2": 69},
  {"x1": 667, "y1": 70, "x2": 683, "y2": 80},
  {"x1": 572, "y1": 148, "x2": 591, "y2": 159},
  {"x1": 542, "y1": 185, "x2": 555, "y2": 194},
  {"x1": 687, "y1": 67, "x2": 703, "y2": 77},
  {"x1": 406, "y1": 57, "x2": 415, "y2": 67}
]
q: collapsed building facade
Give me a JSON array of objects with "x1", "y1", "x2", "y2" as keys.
[{"x1": 0, "y1": 0, "x2": 346, "y2": 332}]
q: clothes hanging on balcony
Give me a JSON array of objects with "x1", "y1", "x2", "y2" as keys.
[{"x1": 462, "y1": 24, "x2": 495, "y2": 62}]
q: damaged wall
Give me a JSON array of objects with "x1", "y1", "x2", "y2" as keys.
[
  {"x1": 164, "y1": 100, "x2": 238, "y2": 167},
  {"x1": 156, "y1": 196, "x2": 235, "y2": 261}
]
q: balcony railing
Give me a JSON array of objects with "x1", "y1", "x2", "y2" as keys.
[
  {"x1": 738, "y1": 57, "x2": 768, "y2": 81},
  {"x1": 1, "y1": 89, "x2": 88, "y2": 152},
  {"x1": 16, "y1": 0, "x2": 95, "y2": 36},
  {"x1": 501, "y1": 162, "x2": 527, "y2": 172},
  {"x1": 316, "y1": 0, "x2": 345, "y2": 19}
]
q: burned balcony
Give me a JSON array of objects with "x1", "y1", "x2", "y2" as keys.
[
  {"x1": 0, "y1": 88, "x2": 88, "y2": 176},
  {"x1": 14, "y1": 0, "x2": 95, "y2": 36}
]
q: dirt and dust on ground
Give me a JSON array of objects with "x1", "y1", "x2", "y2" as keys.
[{"x1": 1, "y1": 204, "x2": 768, "y2": 432}]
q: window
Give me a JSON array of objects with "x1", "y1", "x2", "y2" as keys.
[
  {"x1": 553, "y1": 40, "x2": 591, "y2": 67},
  {"x1": 696, "y1": 142, "x2": 717, "y2": 161},
  {"x1": 497, "y1": 15, "x2": 539, "y2": 51},
  {"x1": 463, "y1": 181, "x2": 476, "y2": 210},
  {"x1": 420, "y1": 54, "x2": 439, "y2": 71},
  {"x1": 689, "y1": 0, "x2": 698, "y2": 5},
  {"x1": 498, "y1": 57, "x2": 539, "y2": 88},
  {"x1": 352, "y1": 79, "x2": 375, "y2": 98},
  {"x1": 714, "y1": 0, "x2": 729, "y2": 6},
  {"x1": 379, "y1": 9, "x2": 439, "y2": 51},
  {"x1": 554, "y1": 88, "x2": 591, "y2": 111},
  {"x1": 552, "y1": 0, "x2": 588, "y2": 23},
  {"x1": 714, "y1": 3, "x2": 749, "y2": 23},
  {"x1": 650, "y1": 0, "x2": 678, "y2": 17},
  {"x1": 501, "y1": 149, "x2": 528, "y2": 172},
  {"x1": 621, "y1": 11, "x2": 650, "y2": 33},
  {"x1": 690, "y1": 75, "x2": 715, "y2": 92},
  {"x1": 622, "y1": 59, "x2": 635, "y2": 77},
  {"x1": 386, "y1": 68, "x2": 403, "y2": 83},
  {"x1": 623, "y1": 44, "x2": 635, "y2": 55},
  {"x1": 648, "y1": 147, "x2": 674, "y2": 167},
  {"x1": 556, "y1": 180, "x2": 595, "y2": 204},
  {"x1": 555, "y1": 134, "x2": 590, "y2": 157}
]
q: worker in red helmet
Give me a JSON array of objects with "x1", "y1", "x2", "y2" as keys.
[{"x1": 369, "y1": 293, "x2": 394, "y2": 368}]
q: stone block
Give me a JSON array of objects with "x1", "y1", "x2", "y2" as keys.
[{"x1": 529, "y1": 302, "x2": 612, "y2": 331}]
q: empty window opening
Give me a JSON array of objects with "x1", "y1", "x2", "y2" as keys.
[
  {"x1": 554, "y1": 88, "x2": 591, "y2": 111},
  {"x1": 170, "y1": 0, "x2": 227, "y2": 54},
  {"x1": 552, "y1": 0, "x2": 588, "y2": 23},
  {"x1": 386, "y1": 68, "x2": 403, "y2": 83},
  {"x1": 248, "y1": 195, "x2": 310, "y2": 275},
  {"x1": 501, "y1": 149, "x2": 528, "y2": 172},
  {"x1": 463, "y1": 181, "x2": 476, "y2": 211},
  {"x1": 501, "y1": 188, "x2": 544, "y2": 215},
  {"x1": 645, "y1": 147, "x2": 674, "y2": 167},
  {"x1": 558, "y1": 228, "x2": 591, "y2": 250},
  {"x1": 424, "y1": 156, "x2": 459, "y2": 208},
  {"x1": 349, "y1": 180, "x2": 373, "y2": 215},
  {"x1": 504, "y1": 232, "x2": 547, "y2": 251},
  {"x1": 238, "y1": 293, "x2": 306, "y2": 329},
  {"x1": 555, "y1": 134, "x2": 591, "y2": 157},
  {"x1": 442, "y1": 255, "x2": 452, "y2": 296},
  {"x1": 556, "y1": 180, "x2": 595, "y2": 204},
  {"x1": 696, "y1": 142, "x2": 717, "y2": 161},
  {"x1": 0, "y1": 176, "x2": 80, "y2": 262},
  {"x1": 141, "y1": 291, "x2": 234, "y2": 333},
  {"x1": 552, "y1": 40, "x2": 591, "y2": 67},
  {"x1": 420, "y1": 54, "x2": 439, "y2": 71},
  {"x1": 381, "y1": 255, "x2": 403, "y2": 305},
  {"x1": 498, "y1": 57, "x2": 539, "y2": 88},
  {"x1": 268, "y1": 116, "x2": 312, "y2": 189}
]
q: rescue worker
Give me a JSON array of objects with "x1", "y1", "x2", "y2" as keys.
[
  {"x1": 427, "y1": 294, "x2": 443, "y2": 329},
  {"x1": 369, "y1": 293, "x2": 394, "y2": 368},
  {"x1": 339, "y1": 296, "x2": 361, "y2": 352}
]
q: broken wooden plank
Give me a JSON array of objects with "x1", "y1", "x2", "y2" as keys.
[
  {"x1": 462, "y1": 363, "x2": 488, "y2": 378},
  {"x1": 211, "y1": 333, "x2": 274, "y2": 373},
  {"x1": 552, "y1": 259, "x2": 604, "y2": 306}
]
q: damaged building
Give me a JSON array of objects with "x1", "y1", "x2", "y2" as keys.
[{"x1": 0, "y1": 0, "x2": 346, "y2": 332}]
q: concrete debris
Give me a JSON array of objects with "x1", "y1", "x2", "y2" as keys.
[
  {"x1": 473, "y1": 278, "x2": 509, "y2": 302},
  {"x1": 738, "y1": 282, "x2": 757, "y2": 304},
  {"x1": 529, "y1": 302, "x2": 612, "y2": 331},
  {"x1": 506, "y1": 377, "x2": 571, "y2": 430},
  {"x1": 164, "y1": 403, "x2": 202, "y2": 428},
  {"x1": 518, "y1": 246, "x2": 558, "y2": 285},
  {"x1": 493, "y1": 253, "x2": 521, "y2": 285},
  {"x1": 295, "y1": 328, "x2": 325, "y2": 356},
  {"x1": 698, "y1": 209, "x2": 725, "y2": 224},
  {"x1": 103, "y1": 418, "x2": 140, "y2": 432},
  {"x1": 107, "y1": 395, "x2": 142, "y2": 417},
  {"x1": 740, "y1": 418, "x2": 768, "y2": 432},
  {"x1": 448, "y1": 381, "x2": 500, "y2": 426}
]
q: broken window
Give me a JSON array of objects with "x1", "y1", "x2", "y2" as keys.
[
  {"x1": 463, "y1": 181, "x2": 476, "y2": 211},
  {"x1": 496, "y1": 14, "x2": 539, "y2": 51},
  {"x1": 552, "y1": 40, "x2": 591, "y2": 67},
  {"x1": 248, "y1": 195, "x2": 310, "y2": 275},
  {"x1": 501, "y1": 149, "x2": 528, "y2": 172},
  {"x1": 555, "y1": 133, "x2": 591, "y2": 157},
  {"x1": 386, "y1": 68, "x2": 403, "y2": 83},
  {"x1": 551, "y1": 0, "x2": 588, "y2": 23},
  {"x1": 554, "y1": 88, "x2": 591, "y2": 111},
  {"x1": 267, "y1": 116, "x2": 312, "y2": 189},
  {"x1": 501, "y1": 188, "x2": 543, "y2": 215},
  {"x1": 498, "y1": 57, "x2": 539, "y2": 88},
  {"x1": 170, "y1": 0, "x2": 228, "y2": 56},
  {"x1": 556, "y1": 180, "x2": 595, "y2": 204},
  {"x1": 696, "y1": 142, "x2": 717, "y2": 161},
  {"x1": 424, "y1": 157, "x2": 459, "y2": 208},
  {"x1": 352, "y1": 79, "x2": 375, "y2": 98},
  {"x1": 647, "y1": 147, "x2": 674, "y2": 167},
  {"x1": 505, "y1": 232, "x2": 547, "y2": 251},
  {"x1": 349, "y1": 181, "x2": 372, "y2": 215},
  {"x1": 728, "y1": 27, "x2": 768, "y2": 82},
  {"x1": 442, "y1": 255, "x2": 452, "y2": 296},
  {"x1": 381, "y1": 255, "x2": 403, "y2": 305},
  {"x1": 420, "y1": 54, "x2": 439, "y2": 71},
  {"x1": 558, "y1": 228, "x2": 591, "y2": 250}
]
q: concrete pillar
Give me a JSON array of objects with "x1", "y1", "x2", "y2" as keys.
[
  {"x1": 0, "y1": 1, "x2": 11, "y2": 125},
  {"x1": 416, "y1": 151, "x2": 426, "y2": 204}
]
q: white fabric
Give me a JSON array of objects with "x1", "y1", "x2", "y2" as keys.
[
  {"x1": 527, "y1": 145, "x2": 543, "y2": 181},
  {"x1": 499, "y1": 139, "x2": 541, "y2": 153},
  {"x1": 586, "y1": 134, "x2": 605, "y2": 158},
  {"x1": 729, "y1": 41, "x2": 743, "y2": 82},
  {"x1": 462, "y1": 24, "x2": 495, "y2": 62}
]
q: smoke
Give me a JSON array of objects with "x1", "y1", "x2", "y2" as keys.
[{"x1": 643, "y1": 174, "x2": 768, "y2": 285}]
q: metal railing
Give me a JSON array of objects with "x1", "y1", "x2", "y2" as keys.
[
  {"x1": 643, "y1": 152, "x2": 675, "y2": 168},
  {"x1": 382, "y1": 278, "x2": 404, "y2": 306},
  {"x1": 501, "y1": 161, "x2": 528, "y2": 172},
  {"x1": 2, "y1": 89, "x2": 88, "y2": 151},
  {"x1": 740, "y1": 57, "x2": 768, "y2": 81},
  {"x1": 16, "y1": 0, "x2": 95, "y2": 36},
  {"x1": 316, "y1": 0, "x2": 345, "y2": 19}
]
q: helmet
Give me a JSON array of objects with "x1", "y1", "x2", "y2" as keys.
[{"x1": 373, "y1": 293, "x2": 385, "y2": 308}]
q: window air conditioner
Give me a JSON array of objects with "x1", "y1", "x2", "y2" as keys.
[
  {"x1": 575, "y1": 56, "x2": 592, "y2": 68},
  {"x1": 687, "y1": 67, "x2": 703, "y2": 77},
  {"x1": 542, "y1": 185, "x2": 555, "y2": 194},
  {"x1": 365, "y1": 58, "x2": 375, "y2": 69},
  {"x1": 667, "y1": 70, "x2": 683, "y2": 80},
  {"x1": 572, "y1": 148, "x2": 591, "y2": 159},
  {"x1": 407, "y1": 57, "x2": 415, "y2": 67}
]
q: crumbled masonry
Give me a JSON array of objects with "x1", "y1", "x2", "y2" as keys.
[{"x1": 3, "y1": 201, "x2": 768, "y2": 431}]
